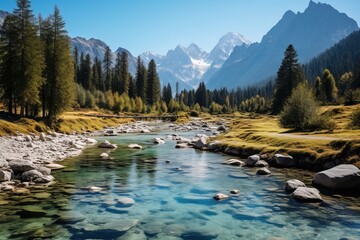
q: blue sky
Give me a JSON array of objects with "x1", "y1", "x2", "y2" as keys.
[{"x1": 1, "y1": 0, "x2": 359, "y2": 56}]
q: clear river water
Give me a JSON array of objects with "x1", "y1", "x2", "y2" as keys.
[{"x1": 0, "y1": 123, "x2": 359, "y2": 239}]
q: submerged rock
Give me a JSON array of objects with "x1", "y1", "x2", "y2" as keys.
[
  {"x1": 285, "y1": 179, "x2": 306, "y2": 192},
  {"x1": 255, "y1": 160, "x2": 269, "y2": 168},
  {"x1": 175, "y1": 143, "x2": 190, "y2": 149},
  {"x1": 117, "y1": 197, "x2": 135, "y2": 207},
  {"x1": 291, "y1": 187, "x2": 323, "y2": 202},
  {"x1": 100, "y1": 153, "x2": 109, "y2": 158},
  {"x1": 313, "y1": 164, "x2": 360, "y2": 190},
  {"x1": 152, "y1": 138, "x2": 165, "y2": 144},
  {"x1": 230, "y1": 189, "x2": 240, "y2": 194}
]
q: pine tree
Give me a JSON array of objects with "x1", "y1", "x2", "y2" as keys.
[
  {"x1": 41, "y1": 6, "x2": 75, "y2": 121},
  {"x1": 272, "y1": 44, "x2": 305, "y2": 114},
  {"x1": 135, "y1": 56, "x2": 147, "y2": 101},
  {"x1": 314, "y1": 76, "x2": 322, "y2": 101},
  {"x1": 146, "y1": 59, "x2": 160, "y2": 105},
  {"x1": 12, "y1": 0, "x2": 44, "y2": 116},
  {"x1": 322, "y1": 69, "x2": 338, "y2": 104},
  {"x1": 120, "y1": 51, "x2": 129, "y2": 94},
  {"x1": 113, "y1": 51, "x2": 121, "y2": 93},
  {"x1": 128, "y1": 74, "x2": 136, "y2": 98},
  {"x1": 0, "y1": 15, "x2": 17, "y2": 114},
  {"x1": 73, "y1": 46, "x2": 79, "y2": 84},
  {"x1": 103, "y1": 46, "x2": 112, "y2": 91}
]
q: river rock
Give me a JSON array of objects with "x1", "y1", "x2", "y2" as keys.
[
  {"x1": 256, "y1": 168, "x2": 271, "y2": 175},
  {"x1": 152, "y1": 138, "x2": 165, "y2": 144},
  {"x1": 0, "y1": 170, "x2": 11, "y2": 182},
  {"x1": 291, "y1": 187, "x2": 323, "y2": 202},
  {"x1": 274, "y1": 154, "x2": 297, "y2": 167},
  {"x1": 175, "y1": 143, "x2": 190, "y2": 149},
  {"x1": 213, "y1": 193, "x2": 229, "y2": 201},
  {"x1": 207, "y1": 141, "x2": 221, "y2": 151},
  {"x1": 255, "y1": 160, "x2": 269, "y2": 168},
  {"x1": 128, "y1": 144, "x2": 142, "y2": 150},
  {"x1": 41, "y1": 175, "x2": 55, "y2": 183},
  {"x1": 36, "y1": 166, "x2": 51, "y2": 175},
  {"x1": 39, "y1": 133, "x2": 46, "y2": 141},
  {"x1": 217, "y1": 125, "x2": 227, "y2": 131},
  {"x1": 21, "y1": 170, "x2": 44, "y2": 182},
  {"x1": 0, "y1": 159, "x2": 9, "y2": 168},
  {"x1": 194, "y1": 137, "x2": 207, "y2": 149},
  {"x1": 117, "y1": 197, "x2": 135, "y2": 207},
  {"x1": 246, "y1": 155, "x2": 260, "y2": 166},
  {"x1": 45, "y1": 163, "x2": 65, "y2": 170},
  {"x1": 225, "y1": 159, "x2": 245, "y2": 166},
  {"x1": 8, "y1": 159, "x2": 37, "y2": 173},
  {"x1": 313, "y1": 164, "x2": 360, "y2": 190},
  {"x1": 98, "y1": 141, "x2": 117, "y2": 149},
  {"x1": 86, "y1": 138, "x2": 97, "y2": 144},
  {"x1": 58, "y1": 212, "x2": 86, "y2": 223},
  {"x1": 285, "y1": 179, "x2": 306, "y2": 192},
  {"x1": 100, "y1": 153, "x2": 109, "y2": 158},
  {"x1": 224, "y1": 147, "x2": 240, "y2": 156},
  {"x1": 25, "y1": 135, "x2": 32, "y2": 142},
  {"x1": 230, "y1": 189, "x2": 240, "y2": 194}
]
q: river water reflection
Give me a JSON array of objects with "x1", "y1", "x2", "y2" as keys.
[{"x1": 0, "y1": 126, "x2": 359, "y2": 239}]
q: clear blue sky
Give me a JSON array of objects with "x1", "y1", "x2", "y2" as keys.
[{"x1": 1, "y1": 0, "x2": 359, "y2": 56}]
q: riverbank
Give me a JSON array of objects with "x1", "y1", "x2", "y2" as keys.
[{"x1": 211, "y1": 104, "x2": 360, "y2": 170}]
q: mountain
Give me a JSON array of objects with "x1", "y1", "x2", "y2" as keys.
[
  {"x1": 207, "y1": 1, "x2": 359, "y2": 90},
  {"x1": 0, "y1": 10, "x2": 9, "y2": 27},
  {"x1": 71, "y1": 37, "x2": 137, "y2": 76},
  {"x1": 141, "y1": 32, "x2": 251, "y2": 90}
]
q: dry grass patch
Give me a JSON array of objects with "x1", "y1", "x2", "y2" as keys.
[{"x1": 215, "y1": 105, "x2": 360, "y2": 165}]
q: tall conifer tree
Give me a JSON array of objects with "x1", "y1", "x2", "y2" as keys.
[
  {"x1": 272, "y1": 44, "x2": 304, "y2": 114},
  {"x1": 147, "y1": 59, "x2": 160, "y2": 105},
  {"x1": 103, "y1": 46, "x2": 112, "y2": 91}
]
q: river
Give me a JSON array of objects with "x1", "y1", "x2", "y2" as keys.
[{"x1": 0, "y1": 123, "x2": 359, "y2": 239}]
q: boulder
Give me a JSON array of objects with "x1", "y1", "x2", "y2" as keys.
[
  {"x1": 224, "y1": 147, "x2": 240, "y2": 156},
  {"x1": 291, "y1": 187, "x2": 323, "y2": 202},
  {"x1": 100, "y1": 153, "x2": 109, "y2": 158},
  {"x1": 21, "y1": 170, "x2": 44, "y2": 182},
  {"x1": 0, "y1": 170, "x2": 11, "y2": 182},
  {"x1": 98, "y1": 141, "x2": 117, "y2": 149},
  {"x1": 152, "y1": 138, "x2": 165, "y2": 144},
  {"x1": 256, "y1": 168, "x2": 271, "y2": 175},
  {"x1": 225, "y1": 159, "x2": 245, "y2": 166},
  {"x1": 246, "y1": 155, "x2": 260, "y2": 166},
  {"x1": 117, "y1": 197, "x2": 135, "y2": 207},
  {"x1": 194, "y1": 137, "x2": 207, "y2": 149},
  {"x1": 207, "y1": 141, "x2": 221, "y2": 151},
  {"x1": 128, "y1": 144, "x2": 142, "y2": 150},
  {"x1": 274, "y1": 154, "x2": 297, "y2": 167},
  {"x1": 230, "y1": 189, "x2": 240, "y2": 194},
  {"x1": 313, "y1": 164, "x2": 360, "y2": 190},
  {"x1": 213, "y1": 193, "x2": 229, "y2": 201},
  {"x1": 41, "y1": 175, "x2": 55, "y2": 183},
  {"x1": 8, "y1": 160, "x2": 37, "y2": 173},
  {"x1": 285, "y1": 179, "x2": 306, "y2": 192},
  {"x1": 255, "y1": 160, "x2": 269, "y2": 168},
  {"x1": 36, "y1": 166, "x2": 51, "y2": 175}
]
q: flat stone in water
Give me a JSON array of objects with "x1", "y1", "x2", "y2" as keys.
[
  {"x1": 18, "y1": 206, "x2": 47, "y2": 218},
  {"x1": 58, "y1": 212, "x2": 85, "y2": 223},
  {"x1": 106, "y1": 206, "x2": 130, "y2": 214},
  {"x1": 228, "y1": 172, "x2": 250, "y2": 179},
  {"x1": 117, "y1": 197, "x2": 135, "y2": 207},
  {"x1": 34, "y1": 192, "x2": 51, "y2": 199},
  {"x1": 0, "y1": 200, "x2": 10, "y2": 205}
]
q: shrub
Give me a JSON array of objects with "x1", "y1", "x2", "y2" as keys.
[
  {"x1": 344, "y1": 89, "x2": 360, "y2": 105},
  {"x1": 280, "y1": 82, "x2": 318, "y2": 130},
  {"x1": 350, "y1": 108, "x2": 360, "y2": 129}
]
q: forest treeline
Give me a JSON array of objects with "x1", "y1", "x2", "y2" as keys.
[{"x1": 0, "y1": 0, "x2": 360, "y2": 127}]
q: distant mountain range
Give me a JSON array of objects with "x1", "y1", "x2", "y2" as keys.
[
  {"x1": 1, "y1": 1, "x2": 359, "y2": 91},
  {"x1": 207, "y1": 1, "x2": 359, "y2": 89}
]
